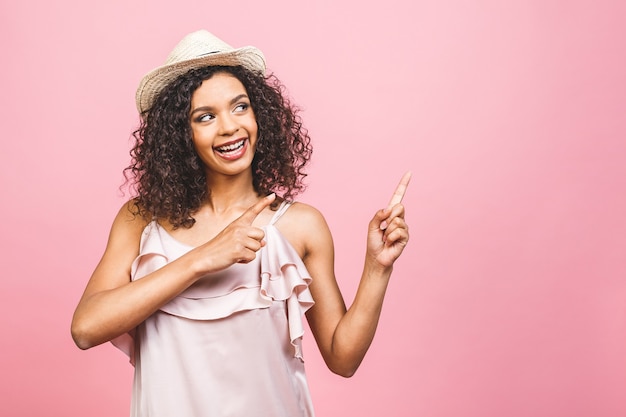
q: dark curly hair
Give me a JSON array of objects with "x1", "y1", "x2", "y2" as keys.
[{"x1": 124, "y1": 65, "x2": 312, "y2": 228}]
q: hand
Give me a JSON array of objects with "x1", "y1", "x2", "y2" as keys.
[
  {"x1": 195, "y1": 193, "x2": 276, "y2": 273},
  {"x1": 367, "y1": 172, "x2": 411, "y2": 268}
]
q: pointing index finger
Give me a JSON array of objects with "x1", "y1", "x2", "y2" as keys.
[
  {"x1": 387, "y1": 172, "x2": 411, "y2": 209},
  {"x1": 240, "y1": 193, "x2": 276, "y2": 224}
]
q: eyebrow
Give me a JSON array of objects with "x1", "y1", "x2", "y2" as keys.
[{"x1": 190, "y1": 94, "x2": 250, "y2": 117}]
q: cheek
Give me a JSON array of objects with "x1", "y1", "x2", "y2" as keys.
[
  {"x1": 250, "y1": 127, "x2": 259, "y2": 151},
  {"x1": 247, "y1": 116, "x2": 259, "y2": 140},
  {"x1": 190, "y1": 127, "x2": 215, "y2": 149}
]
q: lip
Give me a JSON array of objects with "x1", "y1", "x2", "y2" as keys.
[{"x1": 213, "y1": 137, "x2": 249, "y2": 161}]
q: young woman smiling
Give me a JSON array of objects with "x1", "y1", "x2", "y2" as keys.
[{"x1": 71, "y1": 30, "x2": 410, "y2": 417}]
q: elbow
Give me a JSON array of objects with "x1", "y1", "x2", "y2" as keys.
[
  {"x1": 327, "y1": 359, "x2": 362, "y2": 378},
  {"x1": 322, "y1": 344, "x2": 367, "y2": 377},
  {"x1": 70, "y1": 318, "x2": 98, "y2": 350},
  {"x1": 332, "y1": 367, "x2": 357, "y2": 378},
  {"x1": 74, "y1": 340, "x2": 93, "y2": 351},
  {"x1": 71, "y1": 327, "x2": 93, "y2": 351}
]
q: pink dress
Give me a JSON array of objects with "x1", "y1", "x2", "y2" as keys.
[{"x1": 111, "y1": 202, "x2": 316, "y2": 416}]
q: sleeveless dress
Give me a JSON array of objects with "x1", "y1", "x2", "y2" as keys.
[{"x1": 111, "y1": 202, "x2": 316, "y2": 417}]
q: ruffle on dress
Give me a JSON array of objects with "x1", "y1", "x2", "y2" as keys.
[
  {"x1": 111, "y1": 221, "x2": 314, "y2": 362},
  {"x1": 260, "y1": 225, "x2": 315, "y2": 359}
]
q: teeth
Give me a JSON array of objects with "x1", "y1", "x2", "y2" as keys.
[{"x1": 216, "y1": 139, "x2": 245, "y2": 152}]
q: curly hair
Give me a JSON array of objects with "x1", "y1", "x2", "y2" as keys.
[{"x1": 124, "y1": 65, "x2": 312, "y2": 228}]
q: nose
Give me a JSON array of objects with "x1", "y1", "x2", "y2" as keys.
[{"x1": 218, "y1": 113, "x2": 239, "y2": 136}]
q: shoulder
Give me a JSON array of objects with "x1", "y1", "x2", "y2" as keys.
[
  {"x1": 86, "y1": 200, "x2": 150, "y2": 292},
  {"x1": 283, "y1": 201, "x2": 325, "y2": 222},
  {"x1": 279, "y1": 201, "x2": 329, "y2": 232},
  {"x1": 107, "y1": 200, "x2": 151, "y2": 246},
  {"x1": 277, "y1": 202, "x2": 333, "y2": 260},
  {"x1": 112, "y1": 199, "x2": 149, "y2": 226}
]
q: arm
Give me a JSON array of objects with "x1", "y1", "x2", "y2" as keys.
[
  {"x1": 71, "y1": 195, "x2": 275, "y2": 350},
  {"x1": 303, "y1": 173, "x2": 411, "y2": 377}
]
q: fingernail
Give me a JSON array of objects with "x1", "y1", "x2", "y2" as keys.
[{"x1": 380, "y1": 221, "x2": 388, "y2": 230}]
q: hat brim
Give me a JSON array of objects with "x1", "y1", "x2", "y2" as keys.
[{"x1": 135, "y1": 46, "x2": 265, "y2": 114}]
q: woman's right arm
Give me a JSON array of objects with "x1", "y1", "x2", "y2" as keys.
[
  {"x1": 71, "y1": 194, "x2": 275, "y2": 350},
  {"x1": 71, "y1": 202, "x2": 200, "y2": 349}
]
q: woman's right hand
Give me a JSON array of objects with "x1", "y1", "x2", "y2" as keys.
[{"x1": 191, "y1": 193, "x2": 276, "y2": 275}]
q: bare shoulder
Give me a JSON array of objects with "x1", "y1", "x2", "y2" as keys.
[
  {"x1": 100, "y1": 200, "x2": 150, "y2": 269},
  {"x1": 80, "y1": 200, "x2": 150, "y2": 297},
  {"x1": 280, "y1": 201, "x2": 329, "y2": 233},
  {"x1": 276, "y1": 202, "x2": 333, "y2": 259},
  {"x1": 111, "y1": 200, "x2": 150, "y2": 233},
  {"x1": 282, "y1": 201, "x2": 325, "y2": 222}
]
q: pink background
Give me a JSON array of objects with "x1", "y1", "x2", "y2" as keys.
[{"x1": 1, "y1": 1, "x2": 625, "y2": 416}]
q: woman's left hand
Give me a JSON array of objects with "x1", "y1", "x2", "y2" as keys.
[{"x1": 366, "y1": 172, "x2": 411, "y2": 268}]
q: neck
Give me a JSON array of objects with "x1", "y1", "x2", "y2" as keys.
[{"x1": 204, "y1": 170, "x2": 258, "y2": 214}]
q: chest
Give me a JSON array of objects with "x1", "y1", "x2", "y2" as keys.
[
  {"x1": 161, "y1": 209, "x2": 276, "y2": 248},
  {"x1": 160, "y1": 210, "x2": 306, "y2": 259}
]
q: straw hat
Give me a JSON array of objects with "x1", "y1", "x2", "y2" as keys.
[{"x1": 135, "y1": 30, "x2": 266, "y2": 113}]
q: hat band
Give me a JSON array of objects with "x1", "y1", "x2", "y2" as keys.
[{"x1": 196, "y1": 51, "x2": 221, "y2": 57}]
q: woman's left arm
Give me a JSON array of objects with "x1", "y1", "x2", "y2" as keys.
[{"x1": 303, "y1": 173, "x2": 411, "y2": 377}]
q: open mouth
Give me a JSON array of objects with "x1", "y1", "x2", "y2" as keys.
[{"x1": 215, "y1": 139, "x2": 246, "y2": 156}]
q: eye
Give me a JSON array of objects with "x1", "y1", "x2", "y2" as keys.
[
  {"x1": 233, "y1": 103, "x2": 249, "y2": 113},
  {"x1": 196, "y1": 113, "x2": 215, "y2": 123}
]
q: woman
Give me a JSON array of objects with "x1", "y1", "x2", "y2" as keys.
[{"x1": 71, "y1": 30, "x2": 410, "y2": 417}]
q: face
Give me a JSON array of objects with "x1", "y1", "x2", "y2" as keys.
[{"x1": 189, "y1": 72, "x2": 258, "y2": 178}]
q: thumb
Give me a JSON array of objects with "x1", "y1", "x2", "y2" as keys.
[
  {"x1": 239, "y1": 193, "x2": 276, "y2": 224},
  {"x1": 372, "y1": 207, "x2": 391, "y2": 231}
]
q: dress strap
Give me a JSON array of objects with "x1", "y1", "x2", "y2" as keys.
[{"x1": 268, "y1": 200, "x2": 292, "y2": 225}]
